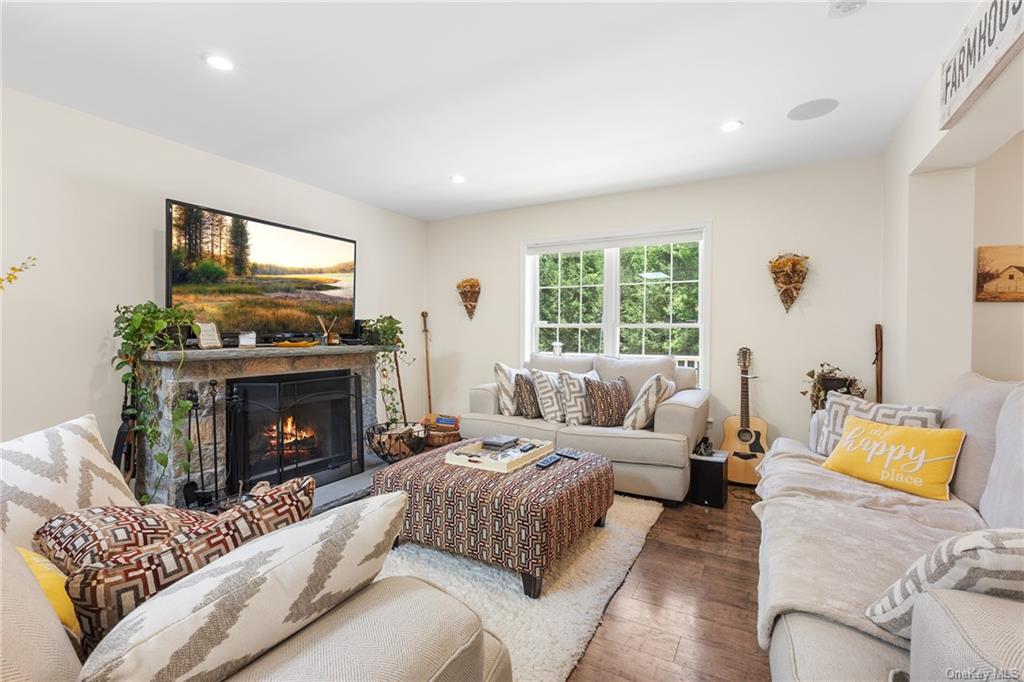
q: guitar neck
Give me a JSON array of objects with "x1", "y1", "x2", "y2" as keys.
[{"x1": 740, "y1": 370, "x2": 749, "y2": 428}]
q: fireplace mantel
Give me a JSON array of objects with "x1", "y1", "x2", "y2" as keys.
[
  {"x1": 144, "y1": 344, "x2": 396, "y2": 364},
  {"x1": 137, "y1": 344, "x2": 391, "y2": 505}
]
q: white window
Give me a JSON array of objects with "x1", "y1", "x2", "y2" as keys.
[{"x1": 523, "y1": 225, "x2": 710, "y2": 385}]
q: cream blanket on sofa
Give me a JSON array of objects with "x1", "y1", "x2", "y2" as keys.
[{"x1": 752, "y1": 448, "x2": 985, "y2": 650}]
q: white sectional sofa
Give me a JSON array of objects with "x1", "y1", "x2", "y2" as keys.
[
  {"x1": 758, "y1": 373, "x2": 1023, "y2": 681},
  {"x1": 461, "y1": 353, "x2": 710, "y2": 503}
]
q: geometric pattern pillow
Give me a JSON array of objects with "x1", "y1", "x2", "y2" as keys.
[
  {"x1": 585, "y1": 376, "x2": 630, "y2": 428},
  {"x1": 494, "y1": 363, "x2": 528, "y2": 416},
  {"x1": 34, "y1": 504, "x2": 214, "y2": 574},
  {"x1": 514, "y1": 374, "x2": 542, "y2": 419},
  {"x1": 559, "y1": 370, "x2": 598, "y2": 426},
  {"x1": 817, "y1": 393, "x2": 942, "y2": 456},
  {"x1": 623, "y1": 374, "x2": 676, "y2": 430},
  {"x1": 78, "y1": 491, "x2": 409, "y2": 682},
  {"x1": 0, "y1": 414, "x2": 139, "y2": 548},
  {"x1": 67, "y1": 476, "x2": 316, "y2": 654},
  {"x1": 529, "y1": 369, "x2": 564, "y2": 423},
  {"x1": 866, "y1": 528, "x2": 1024, "y2": 639}
]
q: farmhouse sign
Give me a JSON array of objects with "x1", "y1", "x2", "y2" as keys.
[{"x1": 941, "y1": 0, "x2": 1024, "y2": 129}]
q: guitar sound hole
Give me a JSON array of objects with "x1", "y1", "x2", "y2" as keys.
[{"x1": 737, "y1": 428, "x2": 754, "y2": 444}]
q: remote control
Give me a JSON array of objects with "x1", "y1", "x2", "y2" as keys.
[
  {"x1": 535, "y1": 454, "x2": 561, "y2": 469},
  {"x1": 556, "y1": 449, "x2": 580, "y2": 460},
  {"x1": 519, "y1": 442, "x2": 536, "y2": 452}
]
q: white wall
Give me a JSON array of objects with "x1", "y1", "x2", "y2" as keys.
[
  {"x1": 1, "y1": 89, "x2": 429, "y2": 445},
  {"x1": 425, "y1": 156, "x2": 883, "y2": 444},
  {"x1": 882, "y1": 52, "x2": 1024, "y2": 403},
  {"x1": 972, "y1": 132, "x2": 1024, "y2": 380}
]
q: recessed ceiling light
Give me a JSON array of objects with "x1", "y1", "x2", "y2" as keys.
[
  {"x1": 449, "y1": 174, "x2": 466, "y2": 184},
  {"x1": 787, "y1": 98, "x2": 840, "y2": 121},
  {"x1": 204, "y1": 54, "x2": 234, "y2": 71},
  {"x1": 828, "y1": 0, "x2": 867, "y2": 17},
  {"x1": 720, "y1": 120, "x2": 743, "y2": 133}
]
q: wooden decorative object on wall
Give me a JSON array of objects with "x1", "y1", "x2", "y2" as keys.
[
  {"x1": 768, "y1": 253, "x2": 809, "y2": 312},
  {"x1": 456, "y1": 277, "x2": 481, "y2": 319},
  {"x1": 976, "y1": 245, "x2": 1024, "y2": 302}
]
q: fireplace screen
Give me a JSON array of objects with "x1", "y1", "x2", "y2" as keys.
[{"x1": 226, "y1": 369, "x2": 364, "y2": 493}]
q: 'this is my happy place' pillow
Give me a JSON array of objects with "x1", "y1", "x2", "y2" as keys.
[{"x1": 822, "y1": 416, "x2": 965, "y2": 500}]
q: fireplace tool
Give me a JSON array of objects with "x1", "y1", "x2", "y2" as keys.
[{"x1": 183, "y1": 380, "x2": 222, "y2": 511}]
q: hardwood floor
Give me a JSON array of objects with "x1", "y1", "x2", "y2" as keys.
[{"x1": 568, "y1": 486, "x2": 770, "y2": 682}]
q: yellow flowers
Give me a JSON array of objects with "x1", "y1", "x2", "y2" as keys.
[
  {"x1": 0, "y1": 256, "x2": 38, "y2": 292},
  {"x1": 456, "y1": 278, "x2": 481, "y2": 319}
]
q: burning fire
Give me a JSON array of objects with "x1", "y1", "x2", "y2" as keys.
[{"x1": 263, "y1": 416, "x2": 317, "y2": 462}]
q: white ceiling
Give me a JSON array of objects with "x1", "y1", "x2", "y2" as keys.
[{"x1": 2, "y1": 1, "x2": 976, "y2": 221}]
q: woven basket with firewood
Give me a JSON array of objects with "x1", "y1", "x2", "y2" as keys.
[{"x1": 366, "y1": 422, "x2": 426, "y2": 464}]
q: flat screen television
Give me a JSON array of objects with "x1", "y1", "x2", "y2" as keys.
[{"x1": 166, "y1": 200, "x2": 356, "y2": 339}]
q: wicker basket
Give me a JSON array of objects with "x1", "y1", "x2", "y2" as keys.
[
  {"x1": 424, "y1": 426, "x2": 462, "y2": 449},
  {"x1": 366, "y1": 422, "x2": 426, "y2": 464}
]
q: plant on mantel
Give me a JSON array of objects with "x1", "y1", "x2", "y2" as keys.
[
  {"x1": 361, "y1": 314, "x2": 411, "y2": 424},
  {"x1": 112, "y1": 301, "x2": 199, "y2": 503}
]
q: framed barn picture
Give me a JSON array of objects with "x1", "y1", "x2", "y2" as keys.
[{"x1": 976, "y1": 245, "x2": 1024, "y2": 302}]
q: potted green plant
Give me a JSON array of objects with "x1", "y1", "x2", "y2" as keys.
[
  {"x1": 801, "y1": 363, "x2": 866, "y2": 412},
  {"x1": 112, "y1": 301, "x2": 200, "y2": 503},
  {"x1": 362, "y1": 315, "x2": 427, "y2": 463}
]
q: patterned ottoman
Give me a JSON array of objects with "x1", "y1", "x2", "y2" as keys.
[{"x1": 371, "y1": 440, "x2": 614, "y2": 598}]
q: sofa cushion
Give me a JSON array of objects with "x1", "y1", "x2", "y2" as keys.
[
  {"x1": 34, "y1": 503, "x2": 213, "y2": 574},
  {"x1": 459, "y1": 413, "x2": 561, "y2": 442},
  {"x1": 224, "y1": 576, "x2": 511, "y2": 682},
  {"x1": 673, "y1": 365, "x2": 698, "y2": 391},
  {"x1": 594, "y1": 354, "x2": 676, "y2": 403},
  {"x1": 68, "y1": 476, "x2": 316, "y2": 654},
  {"x1": 513, "y1": 374, "x2": 542, "y2": 419},
  {"x1": 529, "y1": 368, "x2": 565, "y2": 423},
  {"x1": 494, "y1": 363, "x2": 528, "y2": 416},
  {"x1": 980, "y1": 387, "x2": 1024, "y2": 528},
  {"x1": 943, "y1": 372, "x2": 1021, "y2": 509},
  {"x1": 769, "y1": 612, "x2": 908, "y2": 682},
  {"x1": 0, "y1": 414, "x2": 138, "y2": 548},
  {"x1": 623, "y1": 374, "x2": 675, "y2": 430},
  {"x1": 866, "y1": 528, "x2": 1024, "y2": 639},
  {"x1": 557, "y1": 425, "x2": 688, "y2": 468},
  {"x1": 822, "y1": 417, "x2": 965, "y2": 501},
  {"x1": 585, "y1": 376, "x2": 630, "y2": 427},
  {"x1": 909, "y1": 589, "x2": 1024, "y2": 682},
  {"x1": 559, "y1": 369, "x2": 599, "y2": 426},
  {"x1": 817, "y1": 393, "x2": 942, "y2": 456},
  {"x1": 526, "y1": 352, "x2": 594, "y2": 373},
  {"x1": 1, "y1": 534, "x2": 82, "y2": 682},
  {"x1": 79, "y1": 491, "x2": 408, "y2": 682}
]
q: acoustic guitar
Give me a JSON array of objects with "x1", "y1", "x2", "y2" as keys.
[{"x1": 722, "y1": 347, "x2": 769, "y2": 485}]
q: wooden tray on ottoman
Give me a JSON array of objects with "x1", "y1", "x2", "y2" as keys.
[{"x1": 371, "y1": 438, "x2": 614, "y2": 598}]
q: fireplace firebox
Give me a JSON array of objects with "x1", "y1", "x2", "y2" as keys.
[{"x1": 226, "y1": 369, "x2": 364, "y2": 493}]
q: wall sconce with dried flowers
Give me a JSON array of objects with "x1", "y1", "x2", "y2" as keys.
[{"x1": 768, "y1": 252, "x2": 809, "y2": 312}]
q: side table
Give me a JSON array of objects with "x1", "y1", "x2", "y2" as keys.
[{"x1": 689, "y1": 449, "x2": 729, "y2": 508}]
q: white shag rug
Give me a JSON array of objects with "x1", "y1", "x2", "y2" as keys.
[{"x1": 378, "y1": 495, "x2": 663, "y2": 682}]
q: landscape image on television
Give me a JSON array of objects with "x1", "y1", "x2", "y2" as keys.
[{"x1": 168, "y1": 201, "x2": 355, "y2": 336}]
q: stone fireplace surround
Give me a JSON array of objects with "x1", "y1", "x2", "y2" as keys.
[{"x1": 139, "y1": 345, "x2": 390, "y2": 506}]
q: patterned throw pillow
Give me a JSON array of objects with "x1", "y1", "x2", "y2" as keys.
[
  {"x1": 35, "y1": 504, "x2": 214, "y2": 574},
  {"x1": 0, "y1": 414, "x2": 139, "y2": 548},
  {"x1": 529, "y1": 369, "x2": 565, "y2": 423},
  {"x1": 559, "y1": 370, "x2": 599, "y2": 426},
  {"x1": 514, "y1": 373, "x2": 543, "y2": 419},
  {"x1": 79, "y1": 492, "x2": 409, "y2": 682},
  {"x1": 585, "y1": 376, "x2": 630, "y2": 427},
  {"x1": 866, "y1": 528, "x2": 1024, "y2": 639},
  {"x1": 817, "y1": 393, "x2": 942, "y2": 455},
  {"x1": 494, "y1": 363, "x2": 528, "y2": 416},
  {"x1": 623, "y1": 374, "x2": 676, "y2": 430},
  {"x1": 68, "y1": 476, "x2": 316, "y2": 654}
]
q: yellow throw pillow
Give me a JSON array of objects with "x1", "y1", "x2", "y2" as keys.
[
  {"x1": 822, "y1": 416, "x2": 965, "y2": 500},
  {"x1": 16, "y1": 547, "x2": 81, "y2": 637}
]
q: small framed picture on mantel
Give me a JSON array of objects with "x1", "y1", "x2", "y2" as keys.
[{"x1": 976, "y1": 245, "x2": 1024, "y2": 302}]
